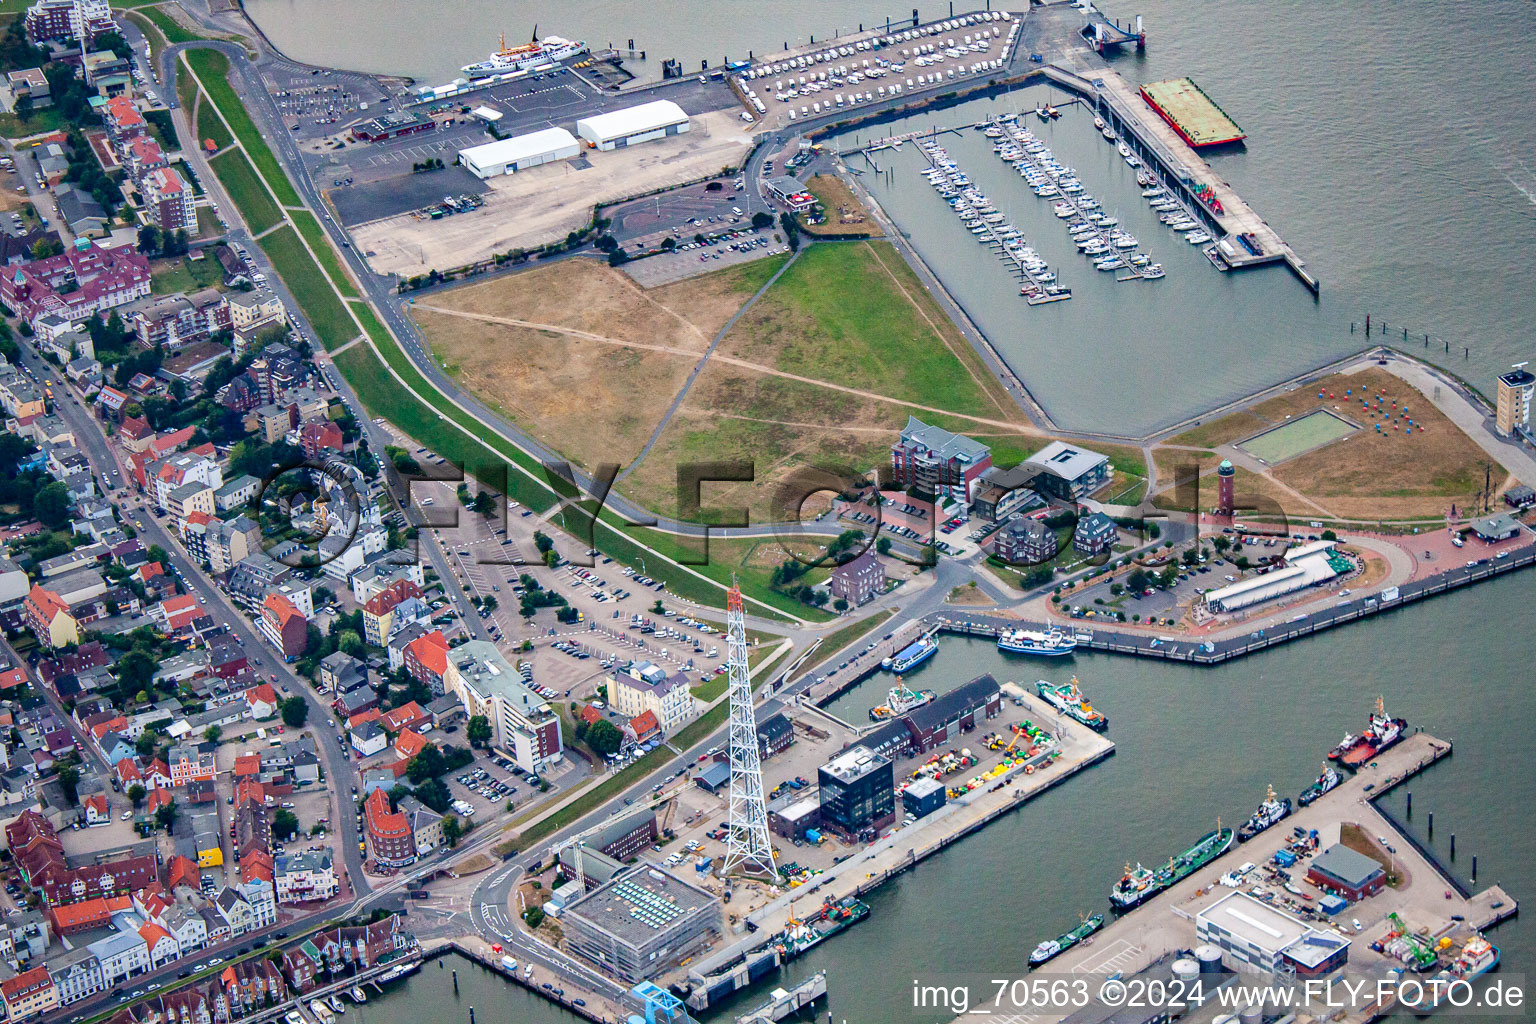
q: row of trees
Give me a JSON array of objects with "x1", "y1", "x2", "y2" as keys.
[{"x1": 136, "y1": 225, "x2": 191, "y2": 260}]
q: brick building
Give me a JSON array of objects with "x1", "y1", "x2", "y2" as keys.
[
  {"x1": 0, "y1": 240, "x2": 152, "y2": 328},
  {"x1": 827, "y1": 550, "x2": 885, "y2": 606}
]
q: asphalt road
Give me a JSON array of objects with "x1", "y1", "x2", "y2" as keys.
[
  {"x1": 12, "y1": 342, "x2": 370, "y2": 896},
  {"x1": 137, "y1": 17, "x2": 1206, "y2": 981},
  {"x1": 154, "y1": 40, "x2": 866, "y2": 551}
]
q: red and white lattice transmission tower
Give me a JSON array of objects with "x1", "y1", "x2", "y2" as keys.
[{"x1": 719, "y1": 580, "x2": 776, "y2": 880}]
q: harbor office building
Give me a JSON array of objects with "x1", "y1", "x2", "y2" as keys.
[
  {"x1": 860, "y1": 674, "x2": 1005, "y2": 761},
  {"x1": 827, "y1": 550, "x2": 885, "y2": 606},
  {"x1": 971, "y1": 465, "x2": 1045, "y2": 523},
  {"x1": 1196, "y1": 891, "x2": 1351, "y2": 977},
  {"x1": 1496, "y1": 365, "x2": 1534, "y2": 437},
  {"x1": 1203, "y1": 540, "x2": 1346, "y2": 614},
  {"x1": 1024, "y1": 442, "x2": 1111, "y2": 502},
  {"x1": 561, "y1": 866, "x2": 722, "y2": 983},
  {"x1": 817, "y1": 746, "x2": 894, "y2": 841},
  {"x1": 1305, "y1": 844, "x2": 1386, "y2": 901}
]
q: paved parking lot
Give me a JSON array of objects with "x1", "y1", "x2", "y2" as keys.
[
  {"x1": 262, "y1": 60, "x2": 401, "y2": 143},
  {"x1": 409, "y1": 480, "x2": 726, "y2": 695},
  {"x1": 329, "y1": 165, "x2": 485, "y2": 227},
  {"x1": 606, "y1": 178, "x2": 755, "y2": 243},
  {"x1": 740, "y1": 12, "x2": 1014, "y2": 130},
  {"x1": 446, "y1": 754, "x2": 537, "y2": 820},
  {"x1": 303, "y1": 72, "x2": 741, "y2": 207},
  {"x1": 317, "y1": 121, "x2": 488, "y2": 188},
  {"x1": 622, "y1": 230, "x2": 785, "y2": 287},
  {"x1": 1062, "y1": 552, "x2": 1226, "y2": 628}
]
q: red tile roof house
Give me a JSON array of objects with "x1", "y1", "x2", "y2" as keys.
[
  {"x1": 240, "y1": 849, "x2": 274, "y2": 885},
  {"x1": 118, "y1": 415, "x2": 154, "y2": 451},
  {"x1": 83, "y1": 792, "x2": 110, "y2": 825},
  {"x1": 403, "y1": 629, "x2": 450, "y2": 692},
  {"x1": 104, "y1": 96, "x2": 146, "y2": 139},
  {"x1": 0, "y1": 239, "x2": 152, "y2": 328},
  {"x1": 629, "y1": 710, "x2": 661, "y2": 746},
  {"x1": 393, "y1": 729, "x2": 427, "y2": 762},
  {"x1": 232, "y1": 754, "x2": 261, "y2": 781},
  {"x1": 347, "y1": 707, "x2": 383, "y2": 731},
  {"x1": 381, "y1": 700, "x2": 428, "y2": 734},
  {"x1": 363, "y1": 789, "x2": 415, "y2": 868},
  {"x1": 244, "y1": 683, "x2": 279, "y2": 719},
  {"x1": 0, "y1": 965, "x2": 56, "y2": 1022},
  {"x1": 113, "y1": 758, "x2": 141, "y2": 790},
  {"x1": 48, "y1": 896, "x2": 110, "y2": 935},
  {"x1": 154, "y1": 593, "x2": 201, "y2": 633},
  {"x1": 260, "y1": 593, "x2": 308, "y2": 660},
  {"x1": 299, "y1": 418, "x2": 344, "y2": 459},
  {"x1": 166, "y1": 854, "x2": 199, "y2": 893}
]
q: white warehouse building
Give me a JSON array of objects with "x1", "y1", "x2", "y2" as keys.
[
  {"x1": 1203, "y1": 540, "x2": 1346, "y2": 614},
  {"x1": 459, "y1": 127, "x2": 579, "y2": 178},
  {"x1": 576, "y1": 100, "x2": 690, "y2": 150}
]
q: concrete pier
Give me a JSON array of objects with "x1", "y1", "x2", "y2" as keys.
[
  {"x1": 1039, "y1": 63, "x2": 1318, "y2": 293},
  {"x1": 930, "y1": 539, "x2": 1536, "y2": 666},
  {"x1": 943, "y1": 732, "x2": 1517, "y2": 1024},
  {"x1": 737, "y1": 971, "x2": 828, "y2": 1024}
]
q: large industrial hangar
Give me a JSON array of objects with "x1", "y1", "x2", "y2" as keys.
[
  {"x1": 458, "y1": 127, "x2": 580, "y2": 178},
  {"x1": 576, "y1": 100, "x2": 690, "y2": 150}
]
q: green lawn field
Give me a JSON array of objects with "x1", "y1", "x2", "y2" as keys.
[
  {"x1": 259, "y1": 224, "x2": 355, "y2": 349},
  {"x1": 185, "y1": 49, "x2": 302, "y2": 206},
  {"x1": 207, "y1": 148, "x2": 281, "y2": 233}
]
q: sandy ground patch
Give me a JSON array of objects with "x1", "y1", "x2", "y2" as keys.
[
  {"x1": 1271, "y1": 370, "x2": 1489, "y2": 516},
  {"x1": 623, "y1": 364, "x2": 902, "y2": 524},
  {"x1": 648, "y1": 255, "x2": 787, "y2": 339},
  {"x1": 946, "y1": 583, "x2": 995, "y2": 606},
  {"x1": 418, "y1": 310, "x2": 694, "y2": 470},
  {"x1": 415, "y1": 256, "x2": 783, "y2": 472},
  {"x1": 1165, "y1": 411, "x2": 1266, "y2": 449},
  {"x1": 353, "y1": 111, "x2": 753, "y2": 276},
  {"x1": 453, "y1": 853, "x2": 495, "y2": 874},
  {"x1": 419, "y1": 257, "x2": 715, "y2": 353},
  {"x1": 1153, "y1": 368, "x2": 1496, "y2": 520},
  {"x1": 801, "y1": 173, "x2": 881, "y2": 237}
]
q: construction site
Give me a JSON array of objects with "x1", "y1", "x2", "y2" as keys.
[{"x1": 671, "y1": 678, "x2": 1118, "y2": 1012}]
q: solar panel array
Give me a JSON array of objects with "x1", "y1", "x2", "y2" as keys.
[{"x1": 614, "y1": 880, "x2": 683, "y2": 930}]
